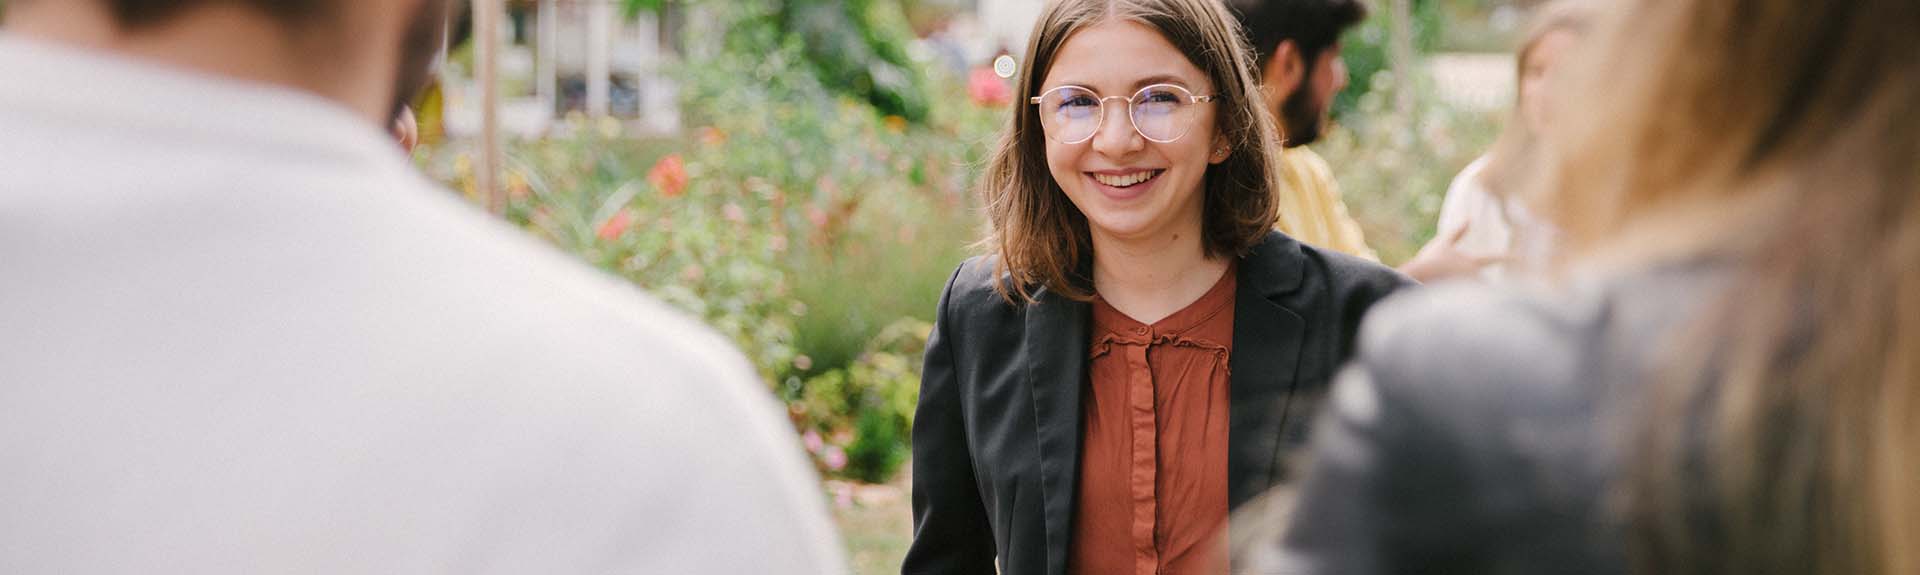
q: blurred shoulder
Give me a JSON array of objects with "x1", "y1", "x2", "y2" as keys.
[
  {"x1": 1351, "y1": 280, "x2": 1598, "y2": 412},
  {"x1": 1281, "y1": 145, "x2": 1338, "y2": 181},
  {"x1": 387, "y1": 178, "x2": 848, "y2": 571}
]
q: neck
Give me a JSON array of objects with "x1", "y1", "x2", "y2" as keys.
[
  {"x1": 1262, "y1": 81, "x2": 1289, "y2": 124},
  {"x1": 9, "y1": 3, "x2": 395, "y2": 124},
  {"x1": 1090, "y1": 217, "x2": 1229, "y2": 324}
]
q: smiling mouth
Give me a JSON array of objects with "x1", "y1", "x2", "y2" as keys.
[{"x1": 1090, "y1": 170, "x2": 1164, "y2": 188}]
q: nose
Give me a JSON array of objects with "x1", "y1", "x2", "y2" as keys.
[{"x1": 1090, "y1": 97, "x2": 1143, "y2": 156}]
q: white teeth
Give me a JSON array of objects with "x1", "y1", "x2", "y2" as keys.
[{"x1": 1093, "y1": 170, "x2": 1159, "y2": 188}]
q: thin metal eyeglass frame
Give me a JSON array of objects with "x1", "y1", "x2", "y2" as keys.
[{"x1": 1028, "y1": 83, "x2": 1217, "y2": 144}]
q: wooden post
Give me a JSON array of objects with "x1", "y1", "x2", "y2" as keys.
[
  {"x1": 474, "y1": 0, "x2": 504, "y2": 213},
  {"x1": 1388, "y1": 0, "x2": 1418, "y2": 119},
  {"x1": 537, "y1": 0, "x2": 557, "y2": 110},
  {"x1": 587, "y1": 0, "x2": 613, "y2": 117}
]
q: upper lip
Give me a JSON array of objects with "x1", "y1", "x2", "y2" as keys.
[{"x1": 1085, "y1": 168, "x2": 1165, "y2": 175}]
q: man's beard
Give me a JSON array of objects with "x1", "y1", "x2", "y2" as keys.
[
  {"x1": 390, "y1": 0, "x2": 451, "y2": 121},
  {"x1": 1279, "y1": 72, "x2": 1326, "y2": 148}
]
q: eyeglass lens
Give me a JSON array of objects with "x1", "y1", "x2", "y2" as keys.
[{"x1": 1037, "y1": 84, "x2": 1200, "y2": 144}]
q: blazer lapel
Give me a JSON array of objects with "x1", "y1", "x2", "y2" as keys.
[
  {"x1": 1228, "y1": 231, "x2": 1308, "y2": 509},
  {"x1": 1025, "y1": 283, "x2": 1090, "y2": 575}
]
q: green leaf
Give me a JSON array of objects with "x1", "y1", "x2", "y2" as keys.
[{"x1": 622, "y1": 0, "x2": 666, "y2": 18}]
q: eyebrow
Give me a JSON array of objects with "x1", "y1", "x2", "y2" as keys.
[{"x1": 1042, "y1": 74, "x2": 1198, "y2": 95}]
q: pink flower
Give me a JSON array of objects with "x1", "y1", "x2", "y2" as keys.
[
  {"x1": 648, "y1": 154, "x2": 689, "y2": 198},
  {"x1": 596, "y1": 209, "x2": 633, "y2": 241},
  {"x1": 823, "y1": 445, "x2": 847, "y2": 471},
  {"x1": 969, "y1": 67, "x2": 1012, "y2": 107},
  {"x1": 722, "y1": 202, "x2": 746, "y2": 223},
  {"x1": 803, "y1": 429, "x2": 824, "y2": 454}
]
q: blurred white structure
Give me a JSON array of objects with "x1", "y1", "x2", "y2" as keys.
[
  {"x1": 448, "y1": 0, "x2": 682, "y2": 138},
  {"x1": 978, "y1": 0, "x2": 1042, "y2": 57}
]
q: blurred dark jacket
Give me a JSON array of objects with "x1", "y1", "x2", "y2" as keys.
[
  {"x1": 1268, "y1": 259, "x2": 1733, "y2": 575},
  {"x1": 906, "y1": 230, "x2": 1412, "y2": 575}
]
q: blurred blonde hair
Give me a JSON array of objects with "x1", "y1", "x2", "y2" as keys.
[
  {"x1": 1544, "y1": 1, "x2": 1920, "y2": 574},
  {"x1": 1476, "y1": 0, "x2": 1594, "y2": 200}
]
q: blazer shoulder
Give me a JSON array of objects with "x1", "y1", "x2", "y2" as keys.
[
  {"x1": 1301, "y1": 241, "x2": 1416, "y2": 300},
  {"x1": 945, "y1": 255, "x2": 1010, "y2": 307},
  {"x1": 937, "y1": 255, "x2": 1026, "y2": 327}
]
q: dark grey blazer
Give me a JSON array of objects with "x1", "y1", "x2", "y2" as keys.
[
  {"x1": 1270, "y1": 260, "x2": 1735, "y2": 575},
  {"x1": 905, "y1": 231, "x2": 1412, "y2": 575}
]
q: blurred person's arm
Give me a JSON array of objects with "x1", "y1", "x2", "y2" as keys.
[
  {"x1": 1400, "y1": 159, "x2": 1506, "y2": 283},
  {"x1": 1399, "y1": 221, "x2": 1507, "y2": 283},
  {"x1": 393, "y1": 106, "x2": 418, "y2": 152},
  {"x1": 901, "y1": 270, "x2": 997, "y2": 575}
]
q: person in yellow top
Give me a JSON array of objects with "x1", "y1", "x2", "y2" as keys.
[
  {"x1": 1230, "y1": 0, "x2": 1495, "y2": 282},
  {"x1": 1273, "y1": 133, "x2": 1377, "y2": 260}
]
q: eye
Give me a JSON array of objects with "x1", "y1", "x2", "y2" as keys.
[
  {"x1": 1141, "y1": 90, "x2": 1182, "y2": 104},
  {"x1": 1061, "y1": 94, "x2": 1099, "y2": 108}
]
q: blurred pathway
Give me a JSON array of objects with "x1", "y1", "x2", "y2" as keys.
[{"x1": 1428, "y1": 52, "x2": 1516, "y2": 112}]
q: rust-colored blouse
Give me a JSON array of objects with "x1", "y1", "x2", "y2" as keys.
[{"x1": 1071, "y1": 267, "x2": 1235, "y2": 575}]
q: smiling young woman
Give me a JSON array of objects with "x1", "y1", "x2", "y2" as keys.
[{"x1": 903, "y1": 1, "x2": 1411, "y2": 574}]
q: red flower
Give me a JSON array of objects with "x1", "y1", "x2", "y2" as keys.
[
  {"x1": 698, "y1": 126, "x2": 728, "y2": 148},
  {"x1": 596, "y1": 209, "x2": 633, "y2": 241},
  {"x1": 648, "y1": 154, "x2": 689, "y2": 198},
  {"x1": 969, "y1": 67, "x2": 1012, "y2": 107}
]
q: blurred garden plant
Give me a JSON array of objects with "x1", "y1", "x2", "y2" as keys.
[
  {"x1": 1317, "y1": 67, "x2": 1502, "y2": 263},
  {"x1": 424, "y1": 0, "x2": 999, "y2": 485}
]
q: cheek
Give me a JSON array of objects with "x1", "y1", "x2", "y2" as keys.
[
  {"x1": 1521, "y1": 75, "x2": 1551, "y2": 109},
  {"x1": 1044, "y1": 141, "x2": 1084, "y2": 191}
]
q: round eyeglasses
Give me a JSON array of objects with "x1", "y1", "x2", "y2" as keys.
[{"x1": 1029, "y1": 84, "x2": 1217, "y2": 144}]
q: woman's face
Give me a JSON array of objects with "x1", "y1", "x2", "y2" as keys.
[
  {"x1": 1520, "y1": 29, "x2": 1578, "y2": 135},
  {"x1": 1038, "y1": 19, "x2": 1225, "y2": 246}
]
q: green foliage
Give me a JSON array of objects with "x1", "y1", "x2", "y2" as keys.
[
  {"x1": 621, "y1": 0, "x2": 666, "y2": 18},
  {"x1": 847, "y1": 409, "x2": 908, "y2": 484},
  {"x1": 1335, "y1": 0, "x2": 1446, "y2": 119},
  {"x1": 673, "y1": 0, "x2": 933, "y2": 123},
  {"x1": 791, "y1": 318, "x2": 930, "y2": 483},
  {"x1": 675, "y1": 2, "x2": 995, "y2": 383},
  {"x1": 1317, "y1": 71, "x2": 1503, "y2": 264},
  {"x1": 782, "y1": 0, "x2": 932, "y2": 122}
]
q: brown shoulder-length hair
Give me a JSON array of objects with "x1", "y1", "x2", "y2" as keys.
[
  {"x1": 981, "y1": 0, "x2": 1284, "y2": 303},
  {"x1": 1537, "y1": 0, "x2": 1920, "y2": 573}
]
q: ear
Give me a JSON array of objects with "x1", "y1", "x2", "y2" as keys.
[
  {"x1": 1262, "y1": 40, "x2": 1306, "y2": 101},
  {"x1": 1208, "y1": 134, "x2": 1233, "y2": 165}
]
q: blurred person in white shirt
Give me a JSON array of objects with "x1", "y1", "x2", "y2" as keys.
[
  {"x1": 0, "y1": 1, "x2": 845, "y2": 573},
  {"x1": 1427, "y1": 0, "x2": 1594, "y2": 282}
]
